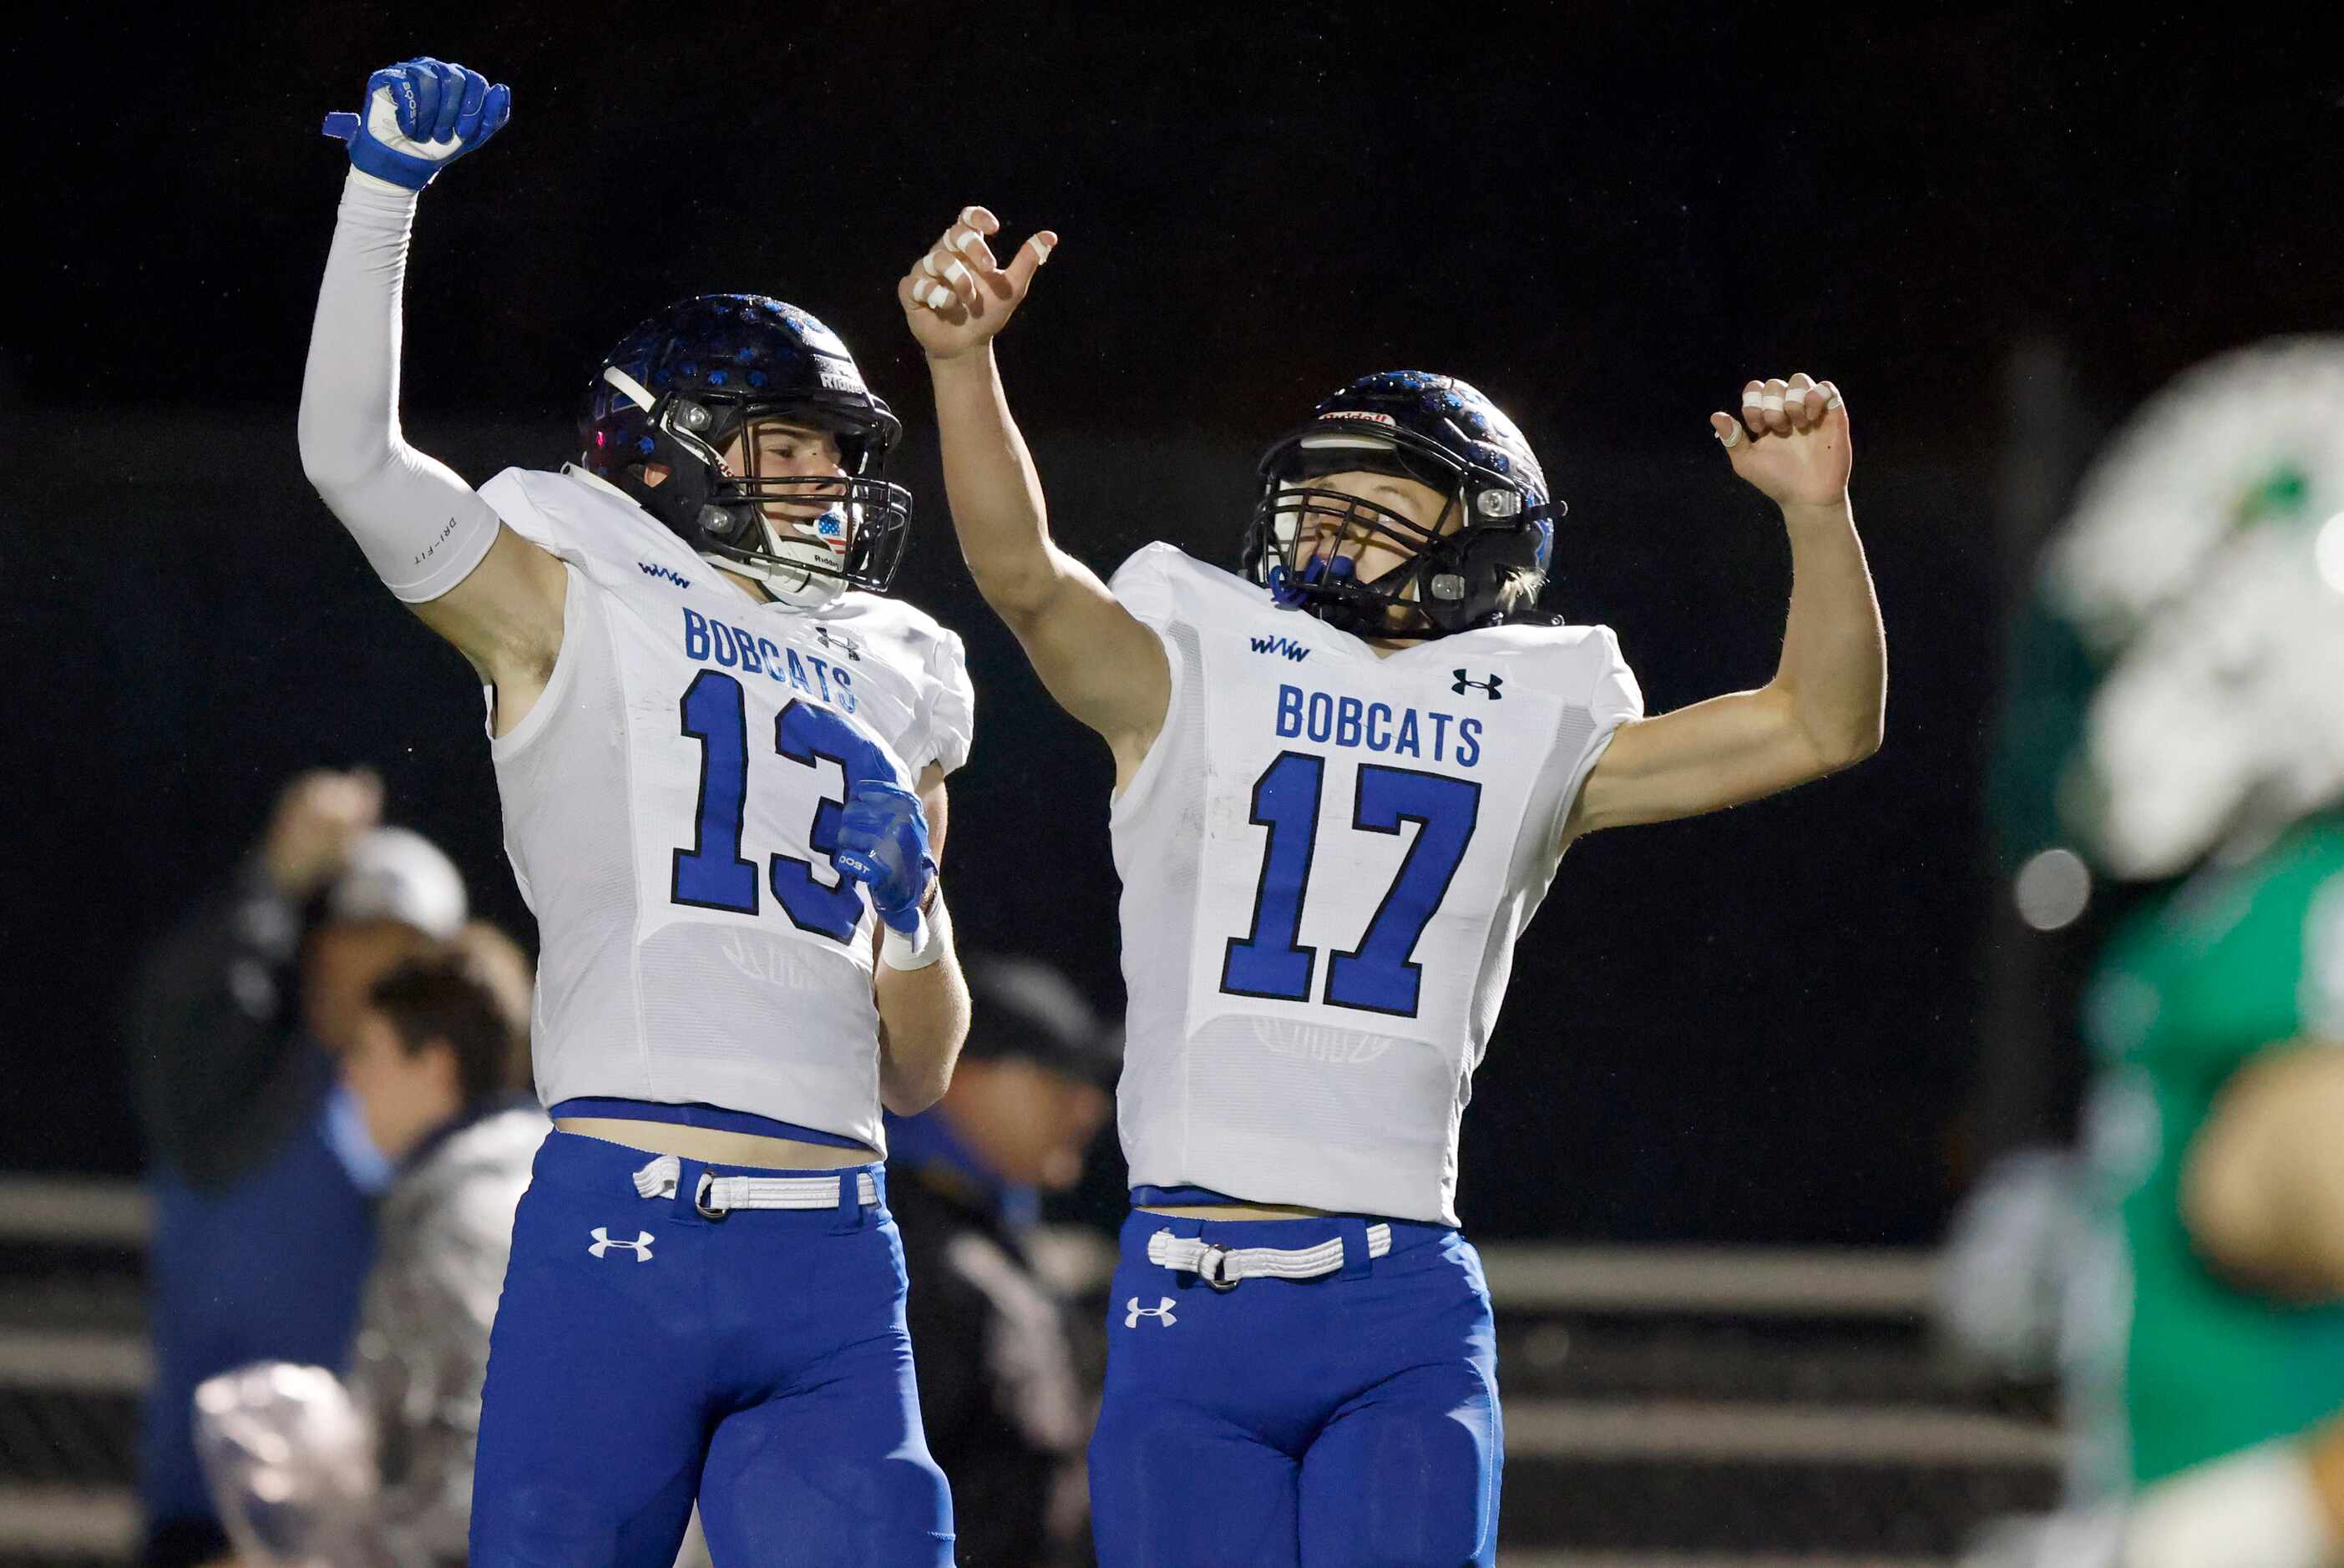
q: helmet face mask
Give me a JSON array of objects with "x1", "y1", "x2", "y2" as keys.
[
  {"x1": 660, "y1": 395, "x2": 912, "y2": 600},
  {"x1": 581, "y1": 296, "x2": 913, "y2": 602},
  {"x1": 1242, "y1": 373, "x2": 1559, "y2": 640}
]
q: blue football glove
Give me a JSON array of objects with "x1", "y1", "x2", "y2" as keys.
[
  {"x1": 831, "y1": 781, "x2": 935, "y2": 936},
  {"x1": 322, "y1": 58, "x2": 510, "y2": 191}
]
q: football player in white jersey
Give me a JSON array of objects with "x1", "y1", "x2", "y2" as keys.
[
  {"x1": 300, "y1": 60, "x2": 971, "y2": 1565},
  {"x1": 898, "y1": 206, "x2": 1886, "y2": 1567}
]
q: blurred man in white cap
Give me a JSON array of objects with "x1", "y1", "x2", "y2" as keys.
[{"x1": 127, "y1": 766, "x2": 469, "y2": 1567}]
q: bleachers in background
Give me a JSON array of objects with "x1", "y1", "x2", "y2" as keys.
[
  {"x1": 0, "y1": 1180, "x2": 148, "y2": 1566},
  {"x1": 0, "y1": 1180, "x2": 2057, "y2": 1565}
]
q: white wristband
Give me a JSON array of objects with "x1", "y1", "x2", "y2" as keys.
[
  {"x1": 880, "y1": 910, "x2": 944, "y2": 971},
  {"x1": 2124, "y1": 1439, "x2": 2336, "y2": 1568}
]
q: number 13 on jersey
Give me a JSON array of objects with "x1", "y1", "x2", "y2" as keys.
[
  {"x1": 669, "y1": 670, "x2": 897, "y2": 944},
  {"x1": 1220, "y1": 750, "x2": 1481, "y2": 1019}
]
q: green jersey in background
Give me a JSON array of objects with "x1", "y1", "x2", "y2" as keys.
[{"x1": 2077, "y1": 812, "x2": 2344, "y2": 1490}]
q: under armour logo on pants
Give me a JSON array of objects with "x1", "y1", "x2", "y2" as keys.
[
  {"x1": 1125, "y1": 1296, "x2": 1177, "y2": 1328},
  {"x1": 588, "y1": 1227, "x2": 655, "y2": 1261}
]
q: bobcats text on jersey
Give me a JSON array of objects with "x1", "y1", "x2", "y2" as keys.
[
  {"x1": 1272, "y1": 681, "x2": 1485, "y2": 767},
  {"x1": 681, "y1": 606, "x2": 859, "y2": 712}
]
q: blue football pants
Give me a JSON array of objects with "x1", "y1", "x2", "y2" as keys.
[
  {"x1": 1088, "y1": 1210, "x2": 1503, "y2": 1567},
  {"x1": 469, "y1": 1130, "x2": 954, "y2": 1566}
]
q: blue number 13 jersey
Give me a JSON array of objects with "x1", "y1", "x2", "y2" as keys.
[
  {"x1": 478, "y1": 466, "x2": 973, "y2": 1155},
  {"x1": 1107, "y1": 544, "x2": 1640, "y2": 1225}
]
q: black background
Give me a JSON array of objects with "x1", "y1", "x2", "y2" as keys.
[{"x1": 6, "y1": 7, "x2": 2340, "y2": 1242}]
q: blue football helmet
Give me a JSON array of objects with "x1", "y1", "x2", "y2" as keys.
[
  {"x1": 580, "y1": 295, "x2": 912, "y2": 601},
  {"x1": 1241, "y1": 372, "x2": 1561, "y2": 639}
]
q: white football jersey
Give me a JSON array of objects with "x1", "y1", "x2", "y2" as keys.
[
  {"x1": 477, "y1": 466, "x2": 974, "y2": 1153},
  {"x1": 1109, "y1": 544, "x2": 1640, "y2": 1225}
]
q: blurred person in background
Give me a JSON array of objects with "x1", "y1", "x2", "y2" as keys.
[
  {"x1": 448, "y1": 918, "x2": 536, "y2": 1093},
  {"x1": 1951, "y1": 340, "x2": 2344, "y2": 1568},
  {"x1": 888, "y1": 955, "x2": 1120, "y2": 1568},
  {"x1": 128, "y1": 767, "x2": 466, "y2": 1567},
  {"x1": 194, "y1": 948, "x2": 543, "y2": 1566}
]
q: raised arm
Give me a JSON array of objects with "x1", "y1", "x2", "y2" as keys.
[
  {"x1": 1567, "y1": 373, "x2": 1885, "y2": 837},
  {"x1": 131, "y1": 771, "x2": 383, "y2": 1185},
  {"x1": 898, "y1": 207, "x2": 1171, "y2": 782},
  {"x1": 300, "y1": 59, "x2": 564, "y2": 726}
]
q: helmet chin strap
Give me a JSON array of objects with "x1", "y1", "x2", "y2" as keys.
[{"x1": 698, "y1": 511, "x2": 848, "y2": 609}]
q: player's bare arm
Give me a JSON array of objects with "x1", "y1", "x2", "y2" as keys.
[
  {"x1": 901, "y1": 206, "x2": 1172, "y2": 785},
  {"x1": 871, "y1": 765, "x2": 972, "y2": 1115},
  {"x1": 1565, "y1": 374, "x2": 1885, "y2": 838},
  {"x1": 297, "y1": 59, "x2": 567, "y2": 733},
  {"x1": 2181, "y1": 1039, "x2": 2344, "y2": 1300}
]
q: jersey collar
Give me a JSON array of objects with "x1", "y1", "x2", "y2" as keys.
[
  {"x1": 559, "y1": 463, "x2": 798, "y2": 612},
  {"x1": 559, "y1": 462, "x2": 640, "y2": 508}
]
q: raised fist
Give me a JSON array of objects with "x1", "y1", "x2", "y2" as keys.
[
  {"x1": 1711, "y1": 373, "x2": 1851, "y2": 508},
  {"x1": 327, "y1": 58, "x2": 511, "y2": 191},
  {"x1": 261, "y1": 768, "x2": 382, "y2": 900}
]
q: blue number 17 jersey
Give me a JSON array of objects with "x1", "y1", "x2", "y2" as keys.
[{"x1": 1106, "y1": 544, "x2": 1640, "y2": 1226}]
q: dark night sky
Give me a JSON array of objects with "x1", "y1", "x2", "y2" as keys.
[{"x1": 4, "y1": 8, "x2": 2340, "y2": 1241}]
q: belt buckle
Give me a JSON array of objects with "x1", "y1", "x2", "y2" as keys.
[
  {"x1": 1193, "y1": 1242, "x2": 1238, "y2": 1292},
  {"x1": 694, "y1": 1171, "x2": 729, "y2": 1222}
]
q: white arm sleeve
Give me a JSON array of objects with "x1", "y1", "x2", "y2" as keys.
[{"x1": 297, "y1": 169, "x2": 502, "y2": 604}]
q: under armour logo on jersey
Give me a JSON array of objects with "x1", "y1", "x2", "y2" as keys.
[
  {"x1": 588, "y1": 1227, "x2": 656, "y2": 1262},
  {"x1": 1451, "y1": 670, "x2": 1503, "y2": 699},
  {"x1": 1125, "y1": 1295, "x2": 1178, "y2": 1328},
  {"x1": 1249, "y1": 634, "x2": 1311, "y2": 662},
  {"x1": 812, "y1": 625, "x2": 862, "y2": 661}
]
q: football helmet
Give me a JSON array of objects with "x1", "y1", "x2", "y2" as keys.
[
  {"x1": 580, "y1": 294, "x2": 911, "y2": 604},
  {"x1": 1240, "y1": 372, "x2": 1561, "y2": 639},
  {"x1": 2047, "y1": 336, "x2": 2344, "y2": 879}
]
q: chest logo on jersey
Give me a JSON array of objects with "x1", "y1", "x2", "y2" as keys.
[
  {"x1": 681, "y1": 606, "x2": 858, "y2": 714},
  {"x1": 1450, "y1": 670, "x2": 1502, "y2": 700},
  {"x1": 1249, "y1": 634, "x2": 1310, "y2": 663}
]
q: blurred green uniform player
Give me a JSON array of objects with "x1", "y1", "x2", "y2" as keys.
[{"x1": 2079, "y1": 813, "x2": 2344, "y2": 1489}]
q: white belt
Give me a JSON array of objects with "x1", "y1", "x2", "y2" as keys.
[
  {"x1": 1146, "y1": 1223, "x2": 1391, "y2": 1289},
  {"x1": 631, "y1": 1154, "x2": 878, "y2": 1216}
]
